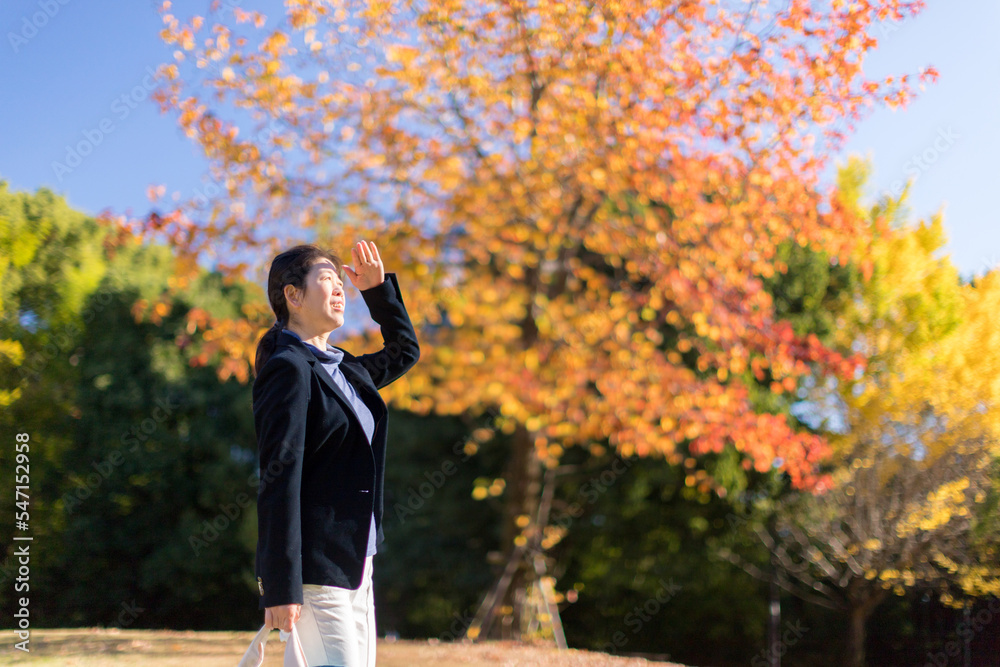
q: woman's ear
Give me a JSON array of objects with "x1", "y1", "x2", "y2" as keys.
[{"x1": 283, "y1": 283, "x2": 301, "y2": 309}]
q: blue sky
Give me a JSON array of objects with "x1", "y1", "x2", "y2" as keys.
[{"x1": 1, "y1": 1, "x2": 997, "y2": 281}]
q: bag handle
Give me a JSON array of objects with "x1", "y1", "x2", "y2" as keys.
[{"x1": 238, "y1": 623, "x2": 308, "y2": 667}]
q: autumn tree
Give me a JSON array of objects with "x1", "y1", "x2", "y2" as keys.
[
  {"x1": 119, "y1": 0, "x2": 937, "y2": 640},
  {"x1": 721, "y1": 161, "x2": 1000, "y2": 667}
]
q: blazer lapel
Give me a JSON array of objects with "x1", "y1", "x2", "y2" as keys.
[
  {"x1": 276, "y1": 332, "x2": 383, "y2": 427},
  {"x1": 336, "y1": 353, "x2": 387, "y2": 420},
  {"x1": 312, "y1": 357, "x2": 387, "y2": 438},
  {"x1": 309, "y1": 356, "x2": 361, "y2": 419}
]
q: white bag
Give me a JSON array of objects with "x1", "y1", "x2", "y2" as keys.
[{"x1": 238, "y1": 623, "x2": 308, "y2": 667}]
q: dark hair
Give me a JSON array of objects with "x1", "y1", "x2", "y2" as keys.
[{"x1": 254, "y1": 244, "x2": 345, "y2": 377}]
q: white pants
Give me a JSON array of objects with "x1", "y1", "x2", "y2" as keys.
[{"x1": 282, "y1": 556, "x2": 376, "y2": 667}]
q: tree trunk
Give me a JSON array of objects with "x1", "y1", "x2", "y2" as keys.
[
  {"x1": 844, "y1": 588, "x2": 887, "y2": 667},
  {"x1": 470, "y1": 421, "x2": 545, "y2": 641},
  {"x1": 500, "y1": 421, "x2": 542, "y2": 639},
  {"x1": 845, "y1": 602, "x2": 867, "y2": 667}
]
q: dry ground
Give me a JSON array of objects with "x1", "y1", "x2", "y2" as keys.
[{"x1": 0, "y1": 628, "x2": 687, "y2": 666}]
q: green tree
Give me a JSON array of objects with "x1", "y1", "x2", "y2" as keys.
[
  {"x1": 0, "y1": 182, "x2": 115, "y2": 618},
  {"x1": 721, "y1": 160, "x2": 1000, "y2": 667},
  {"x1": 0, "y1": 185, "x2": 265, "y2": 629},
  {"x1": 46, "y1": 241, "x2": 262, "y2": 629}
]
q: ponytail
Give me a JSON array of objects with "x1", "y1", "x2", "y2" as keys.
[{"x1": 253, "y1": 321, "x2": 284, "y2": 378}]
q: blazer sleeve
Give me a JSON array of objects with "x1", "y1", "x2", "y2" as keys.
[
  {"x1": 252, "y1": 355, "x2": 310, "y2": 607},
  {"x1": 355, "y1": 272, "x2": 420, "y2": 389}
]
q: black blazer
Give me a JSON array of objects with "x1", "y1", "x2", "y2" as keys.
[{"x1": 252, "y1": 272, "x2": 419, "y2": 609}]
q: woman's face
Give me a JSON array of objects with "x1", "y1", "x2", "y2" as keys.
[{"x1": 285, "y1": 258, "x2": 345, "y2": 333}]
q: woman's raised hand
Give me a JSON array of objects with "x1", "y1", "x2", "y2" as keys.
[{"x1": 343, "y1": 240, "x2": 385, "y2": 291}]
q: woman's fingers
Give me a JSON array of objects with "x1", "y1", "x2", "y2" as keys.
[
  {"x1": 345, "y1": 241, "x2": 383, "y2": 289},
  {"x1": 265, "y1": 604, "x2": 301, "y2": 631},
  {"x1": 356, "y1": 240, "x2": 380, "y2": 265}
]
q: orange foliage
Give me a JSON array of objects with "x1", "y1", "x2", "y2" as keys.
[{"x1": 109, "y1": 0, "x2": 933, "y2": 489}]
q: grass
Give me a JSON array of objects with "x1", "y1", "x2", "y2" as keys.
[{"x1": 0, "y1": 628, "x2": 685, "y2": 666}]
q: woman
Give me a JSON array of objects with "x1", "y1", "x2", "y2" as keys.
[{"x1": 252, "y1": 241, "x2": 419, "y2": 666}]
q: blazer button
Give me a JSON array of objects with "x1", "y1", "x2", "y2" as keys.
[{"x1": 359, "y1": 489, "x2": 370, "y2": 493}]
